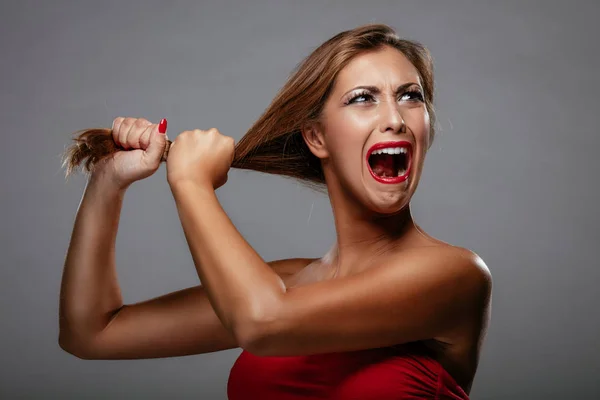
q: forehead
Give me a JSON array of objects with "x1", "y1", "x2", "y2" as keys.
[{"x1": 333, "y1": 46, "x2": 421, "y2": 92}]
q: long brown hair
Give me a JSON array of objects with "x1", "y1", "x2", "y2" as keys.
[{"x1": 61, "y1": 23, "x2": 435, "y2": 193}]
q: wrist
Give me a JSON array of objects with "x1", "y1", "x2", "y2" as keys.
[
  {"x1": 169, "y1": 180, "x2": 215, "y2": 200},
  {"x1": 168, "y1": 178, "x2": 211, "y2": 192},
  {"x1": 88, "y1": 170, "x2": 130, "y2": 196}
]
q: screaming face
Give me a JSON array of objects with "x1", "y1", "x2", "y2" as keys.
[{"x1": 303, "y1": 45, "x2": 431, "y2": 214}]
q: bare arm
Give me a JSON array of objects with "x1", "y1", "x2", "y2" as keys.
[
  {"x1": 59, "y1": 170, "x2": 127, "y2": 355},
  {"x1": 58, "y1": 170, "x2": 310, "y2": 359}
]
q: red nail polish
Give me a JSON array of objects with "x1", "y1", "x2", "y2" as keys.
[{"x1": 158, "y1": 118, "x2": 167, "y2": 134}]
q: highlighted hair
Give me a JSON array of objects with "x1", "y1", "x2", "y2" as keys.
[{"x1": 61, "y1": 24, "x2": 435, "y2": 193}]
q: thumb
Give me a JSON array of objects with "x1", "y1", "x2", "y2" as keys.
[{"x1": 144, "y1": 118, "x2": 168, "y2": 164}]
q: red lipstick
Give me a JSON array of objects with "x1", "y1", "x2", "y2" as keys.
[{"x1": 366, "y1": 141, "x2": 412, "y2": 184}]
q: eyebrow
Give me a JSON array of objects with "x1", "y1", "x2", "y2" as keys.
[{"x1": 341, "y1": 82, "x2": 422, "y2": 99}]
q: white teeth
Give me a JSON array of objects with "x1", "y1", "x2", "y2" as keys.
[{"x1": 372, "y1": 147, "x2": 408, "y2": 155}]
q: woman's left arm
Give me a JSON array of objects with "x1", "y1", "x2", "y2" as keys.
[
  {"x1": 169, "y1": 182, "x2": 287, "y2": 346},
  {"x1": 170, "y1": 182, "x2": 491, "y2": 357},
  {"x1": 166, "y1": 128, "x2": 491, "y2": 357}
]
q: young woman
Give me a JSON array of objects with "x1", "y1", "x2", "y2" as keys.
[{"x1": 59, "y1": 24, "x2": 492, "y2": 399}]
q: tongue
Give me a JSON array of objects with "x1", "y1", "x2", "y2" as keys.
[{"x1": 370, "y1": 154, "x2": 396, "y2": 177}]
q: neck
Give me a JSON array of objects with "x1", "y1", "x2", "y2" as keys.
[{"x1": 323, "y1": 184, "x2": 423, "y2": 277}]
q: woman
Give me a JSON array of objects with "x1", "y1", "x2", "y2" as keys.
[{"x1": 59, "y1": 24, "x2": 492, "y2": 399}]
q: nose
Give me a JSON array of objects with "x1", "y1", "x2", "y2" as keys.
[{"x1": 378, "y1": 100, "x2": 406, "y2": 134}]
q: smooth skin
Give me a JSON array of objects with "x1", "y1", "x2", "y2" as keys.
[{"x1": 59, "y1": 46, "x2": 491, "y2": 396}]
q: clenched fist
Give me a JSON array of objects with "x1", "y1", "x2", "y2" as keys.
[
  {"x1": 94, "y1": 117, "x2": 169, "y2": 190},
  {"x1": 166, "y1": 128, "x2": 235, "y2": 191}
]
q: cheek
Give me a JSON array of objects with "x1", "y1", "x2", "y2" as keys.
[
  {"x1": 346, "y1": 111, "x2": 379, "y2": 138},
  {"x1": 324, "y1": 134, "x2": 367, "y2": 185},
  {"x1": 423, "y1": 113, "x2": 431, "y2": 150},
  {"x1": 325, "y1": 113, "x2": 371, "y2": 156},
  {"x1": 406, "y1": 109, "x2": 430, "y2": 142}
]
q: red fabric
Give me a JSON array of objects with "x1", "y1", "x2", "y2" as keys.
[{"x1": 227, "y1": 342, "x2": 469, "y2": 399}]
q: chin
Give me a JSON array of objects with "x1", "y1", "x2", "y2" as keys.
[
  {"x1": 360, "y1": 172, "x2": 414, "y2": 212},
  {"x1": 366, "y1": 193, "x2": 411, "y2": 217}
]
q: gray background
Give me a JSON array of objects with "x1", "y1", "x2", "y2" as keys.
[{"x1": 1, "y1": 0, "x2": 598, "y2": 399}]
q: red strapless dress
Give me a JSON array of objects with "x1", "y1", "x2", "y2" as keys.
[{"x1": 227, "y1": 342, "x2": 469, "y2": 399}]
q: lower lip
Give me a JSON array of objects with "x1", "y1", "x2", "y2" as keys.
[{"x1": 366, "y1": 153, "x2": 412, "y2": 184}]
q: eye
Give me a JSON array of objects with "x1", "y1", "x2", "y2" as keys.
[
  {"x1": 399, "y1": 90, "x2": 424, "y2": 102},
  {"x1": 346, "y1": 91, "x2": 374, "y2": 105}
]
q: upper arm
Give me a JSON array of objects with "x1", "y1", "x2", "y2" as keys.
[
  {"x1": 61, "y1": 258, "x2": 312, "y2": 360},
  {"x1": 245, "y1": 247, "x2": 492, "y2": 357}
]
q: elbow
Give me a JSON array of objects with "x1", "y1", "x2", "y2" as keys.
[
  {"x1": 235, "y1": 296, "x2": 286, "y2": 356},
  {"x1": 237, "y1": 330, "x2": 268, "y2": 357},
  {"x1": 58, "y1": 338, "x2": 86, "y2": 359},
  {"x1": 233, "y1": 319, "x2": 258, "y2": 354},
  {"x1": 58, "y1": 307, "x2": 123, "y2": 360},
  {"x1": 235, "y1": 318, "x2": 279, "y2": 357},
  {"x1": 58, "y1": 331, "x2": 95, "y2": 360}
]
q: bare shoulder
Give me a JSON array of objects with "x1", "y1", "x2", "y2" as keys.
[
  {"x1": 390, "y1": 243, "x2": 493, "y2": 341},
  {"x1": 399, "y1": 244, "x2": 492, "y2": 293},
  {"x1": 418, "y1": 244, "x2": 492, "y2": 324},
  {"x1": 449, "y1": 246, "x2": 492, "y2": 299},
  {"x1": 422, "y1": 244, "x2": 493, "y2": 325},
  {"x1": 404, "y1": 245, "x2": 492, "y2": 387},
  {"x1": 448, "y1": 246, "x2": 490, "y2": 280}
]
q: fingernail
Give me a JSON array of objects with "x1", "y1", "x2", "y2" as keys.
[{"x1": 158, "y1": 118, "x2": 167, "y2": 134}]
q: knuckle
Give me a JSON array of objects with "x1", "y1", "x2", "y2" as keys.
[
  {"x1": 140, "y1": 129, "x2": 152, "y2": 147},
  {"x1": 119, "y1": 119, "x2": 135, "y2": 148},
  {"x1": 128, "y1": 128, "x2": 141, "y2": 145},
  {"x1": 119, "y1": 118, "x2": 133, "y2": 133},
  {"x1": 112, "y1": 118, "x2": 122, "y2": 143},
  {"x1": 112, "y1": 117, "x2": 124, "y2": 130},
  {"x1": 134, "y1": 118, "x2": 148, "y2": 128},
  {"x1": 176, "y1": 131, "x2": 189, "y2": 141}
]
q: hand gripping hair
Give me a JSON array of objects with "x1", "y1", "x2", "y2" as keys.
[{"x1": 60, "y1": 24, "x2": 435, "y2": 195}]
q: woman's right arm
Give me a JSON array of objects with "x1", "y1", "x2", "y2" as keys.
[{"x1": 58, "y1": 170, "x2": 307, "y2": 360}]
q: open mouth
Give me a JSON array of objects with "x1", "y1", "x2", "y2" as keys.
[{"x1": 366, "y1": 141, "x2": 412, "y2": 183}]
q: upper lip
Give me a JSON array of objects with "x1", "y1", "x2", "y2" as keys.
[{"x1": 366, "y1": 141, "x2": 412, "y2": 158}]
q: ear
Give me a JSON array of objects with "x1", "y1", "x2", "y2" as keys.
[{"x1": 301, "y1": 121, "x2": 329, "y2": 159}]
